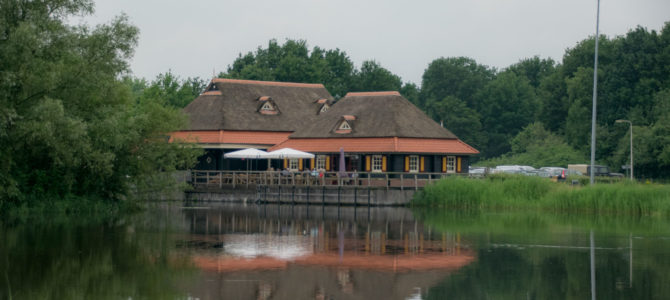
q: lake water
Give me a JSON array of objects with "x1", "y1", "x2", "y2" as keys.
[{"x1": 1, "y1": 203, "x2": 670, "y2": 299}]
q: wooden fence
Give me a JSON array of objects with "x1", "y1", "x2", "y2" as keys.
[{"x1": 190, "y1": 170, "x2": 477, "y2": 191}]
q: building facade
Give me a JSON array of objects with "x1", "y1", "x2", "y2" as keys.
[{"x1": 172, "y1": 80, "x2": 478, "y2": 174}]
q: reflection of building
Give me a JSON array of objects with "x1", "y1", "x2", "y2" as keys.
[
  {"x1": 172, "y1": 79, "x2": 478, "y2": 174},
  {"x1": 178, "y1": 204, "x2": 474, "y2": 300}
]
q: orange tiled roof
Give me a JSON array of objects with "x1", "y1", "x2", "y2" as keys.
[
  {"x1": 171, "y1": 130, "x2": 291, "y2": 145},
  {"x1": 269, "y1": 137, "x2": 479, "y2": 154},
  {"x1": 212, "y1": 78, "x2": 324, "y2": 88},
  {"x1": 192, "y1": 252, "x2": 474, "y2": 273},
  {"x1": 344, "y1": 91, "x2": 401, "y2": 97}
]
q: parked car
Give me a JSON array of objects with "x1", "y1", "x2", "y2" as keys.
[
  {"x1": 567, "y1": 164, "x2": 624, "y2": 178},
  {"x1": 468, "y1": 167, "x2": 487, "y2": 175}
]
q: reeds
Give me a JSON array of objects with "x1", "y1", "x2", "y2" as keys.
[{"x1": 413, "y1": 175, "x2": 670, "y2": 216}]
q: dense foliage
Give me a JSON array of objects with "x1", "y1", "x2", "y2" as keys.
[
  {"x1": 221, "y1": 39, "x2": 414, "y2": 99},
  {"x1": 224, "y1": 25, "x2": 670, "y2": 178},
  {"x1": 0, "y1": 0, "x2": 200, "y2": 204}
]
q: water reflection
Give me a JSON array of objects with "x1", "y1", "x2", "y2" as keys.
[
  {"x1": 0, "y1": 209, "x2": 193, "y2": 299},
  {"x1": 417, "y1": 211, "x2": 670, "y2": 300},
  {"x1": 179, "y1": 204, "x2": 472, "y2": 300},
  {"x1": 3, "y1": 204, "x2": 670, "y2": 299}
]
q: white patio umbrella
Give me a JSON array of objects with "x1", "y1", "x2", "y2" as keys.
[
  {"x1": 263, "y1": 148, "x2": 315, "y2": 159},
  {"x1": 224, "y1": 148, "x2": 268, "y2": 159},
  {"x1": 224, "y1": 148, "x2": 268, "y2": 172}
]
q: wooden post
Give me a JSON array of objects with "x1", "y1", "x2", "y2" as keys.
[
  {"x1": 415, "y1": 174, "x2": 418, "y2": 191},
  {"x1": 400, "y1": 173, "x2": 404, "y2": 191},
  {"x1": 219, "y1": 172, "x2": 222, "y2": 188},
  {"x1": 337, "y1": 186, "x2": 341, "y2": 206},
  {"x1": 354, "y1": 187, "x2": 358, "y2": 206},
  {"x1": 385, "y1": 173, "x2": 389, "y2": 191},
  {"x1": 322, "y1": 186, "x2": 326, "y2": 205},
  {"x1": 232, "y1": 172, "x2": 236, "y2": 188}
]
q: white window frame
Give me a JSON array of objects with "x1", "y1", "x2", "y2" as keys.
[
  {"x1": 409, "y1": 155, "x2": 419, "y2": 173},
  {"x1": 447, "y1": 156, "x2": 456, "y2": 173},
  {"x1": 289, "y1": 159, "x2": 300, "y2": 170},
  {"x1": 339, "y1": 121, "x2": 351, "y2": 130},
  {"x1": 261, "y1": 102, "x2": 274, "y2": 111},
  {"x1": 316, "y1": 155, "x2": 326, "y2": 170},
  {"x1": 372, "y1": 155, "x2": 383, "y2": 172},
  {"x1": 320, "y1": 104, "x2": 329, "y2": 113}
]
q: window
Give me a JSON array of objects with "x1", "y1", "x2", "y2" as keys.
[
  {"x1": 320, "y1": 104, "x2": 330, "y2": 113},
  {"x1": 316, "y1": 155, "x2": 326, "y2": 170},
  {"x1": 339, "y1": 121, "x2": 351, "y2": 130},
  {"x1": 372, "y1": 155, "x2": 383, "y2": 172},
  {"x1": 289, "y1": 159, "x2": 300, "y2": 170},
  {"x1": 261, "y1": 102, "x2": 274, "y2": 111},
  {"x1": 447, "y1": 156, "x2": 456, "y2": 173},
  {"x1": 409, "y1": 155, "x2": 419, "y2": 173}
]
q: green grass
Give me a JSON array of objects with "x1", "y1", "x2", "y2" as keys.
[{"x1": 413, "y1": 174, "x2": 670, "y2": 216}]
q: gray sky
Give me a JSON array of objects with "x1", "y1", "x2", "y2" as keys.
[{"x1": 75, "y1": 0, "x2": 670, "y2": 86}]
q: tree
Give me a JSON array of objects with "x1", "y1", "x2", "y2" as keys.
[
  {"x1": 0, "y1": 0, "x2": 199, "y2": 203},
  {"x1": 135, "y1": 71, "x2": 206, "y2": 108},
  {"x1": 419, "y1": 57, "x2": 495, "y2": 109},
  {"x1": 505, "y1": 56, "x2": 556, "y2": 89},
  {"x1": 222, "y1": 39, "x2": 362, "y2": 98},
  {"x1": 477, "y1": 123, "x2": 585, "y2": 168},
  {"x1": 476, "y1": 72, "x2": 540, "y2": 157},
  {"x1": 426, "y1": 96, "x2": 486, "y2": 152},
  {"x1": 350, "y1": 60, "x2": 402, "y2": 92}
]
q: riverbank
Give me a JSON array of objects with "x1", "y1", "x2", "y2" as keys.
[{"x1": 412, "y1": 175, "x2": 670, "y2": 216}]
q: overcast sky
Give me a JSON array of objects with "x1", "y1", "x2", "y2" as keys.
[{"x1": 74, "y1": 0, "x2": 670, "y2": 86}]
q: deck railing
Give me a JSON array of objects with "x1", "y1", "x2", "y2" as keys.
[{"x1": 190, "y1": 170, "x2": 478, "y2": 190}]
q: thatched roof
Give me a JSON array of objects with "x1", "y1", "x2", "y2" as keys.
[
  {"x1": 289, "y1": 91, "x2": 459, "y2": 139},
  {"x1": 183, "y1": 79, "x2": 333, "y2": 131}
]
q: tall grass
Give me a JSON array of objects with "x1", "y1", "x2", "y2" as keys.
[
  {"x1": 413, "y1": 175, "x2": 670, "y2": 216},
  {"x1": 545, "y1": 183, "x2": 670, "y2": 216}
]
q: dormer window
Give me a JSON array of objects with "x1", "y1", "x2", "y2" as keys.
[
  {"x1": 257, "y1": 98, "x2": 279, "y2": 115},
  {"x1": 335, "y1": 120, "x2": 352, "y2": 134},
  {"x1": 261, "y1": 102, "x2": 274, "y2": 111},
  {"x1": 207, "y1": 83, "x2": 218, "y2": 91},
  {"x1": 319, "y1": 104, "x2": 330, "y2": 113}
]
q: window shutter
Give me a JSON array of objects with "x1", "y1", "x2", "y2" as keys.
[
  {"x1": 442, "y1": 157, "x2": 447, "y2": 173},
  {"x1": 404, "y1": 156, "x2": 409, "y2": 172},
  {"x1": 283, "y1": 158, "x2": 288, "y2": 169},
  {"x1": 382, "y1": 156, "x2": 387, "y2": 172},
  {"x1": 299, "y1": 159, "x2": 303, "y2": 171},
  {"x1": 365, "y1": 156, "x2": 371, "y2": 172},
  {"x1": 420, "y1": 156, "x2": 425, "y2": 172},
  {"x1": 310, "y1": 158, "x2": 315, "y2": 169},
  {"x1": 326, "y1": 156, "x2": 331, "y2": 171},
  {"x1": 457, "y1": 157, "x2": 462, "y2": 173}
]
